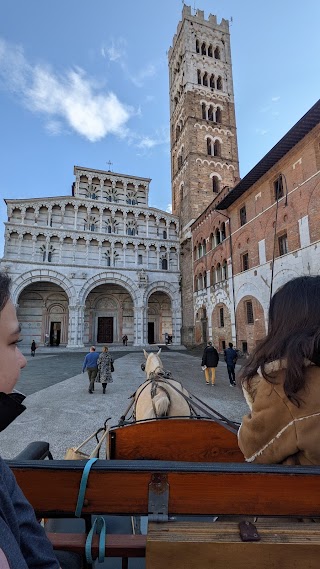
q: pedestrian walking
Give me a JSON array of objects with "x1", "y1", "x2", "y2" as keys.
[
  {"x1": 97, "y1": 346, "x2": 114, "y2": 394},
  {"x1": 30, "y1": 340, "x2": 36, "y2": 357},
  {"x1": 201, "y1": 341, "x2": 219, "y2": 386},
  {"x1": 224, "y1": 342, "x2": 238, "y2": 386},
  {"x1": 122, "y1": 334, "x2": 128, "y2": 346},
  {"x1": 82, "y1": 346, "x2": 99, "y2": 393}
]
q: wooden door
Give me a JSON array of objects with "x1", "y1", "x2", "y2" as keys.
[{"x1": 97, "y1": 317, "x2": 113, "y2": 343}]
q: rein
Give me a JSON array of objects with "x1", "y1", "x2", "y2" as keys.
[{"x1": 118, "y1": 367, "x2": 239, "y2": 434}]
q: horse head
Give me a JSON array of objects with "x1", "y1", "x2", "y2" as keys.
[{"x1": 141, "y1": 348, "x2": 162, "y2": 379}]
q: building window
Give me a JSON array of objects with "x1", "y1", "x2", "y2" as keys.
[
  {"x1": 278, "y1": 233, "x2": 288, "y2": 256},
  {"x1": 213, "y1": 140, "x2": 221, "y2": 156},
  {"x1": 246, "y1": 301, "x2": 254, "y2": 324},
  {"x1": 239, "y1": 205, "x2": 247, "y2": 226},
  {"x1": 221, "y1": 340, "x2": 226, "y2": 350},
  {"x1": 161, "y1": 258, "x2": 168, "y2": 270},
  {"x1": 196, "y1": 40, "x2": 200, "y2": 53},
  {"x1": 212, "y1": 176, "x2": 220, "y2": 193},
  {"x1": 203, "y1": 72, "x2": 208, "y2": 86},
  {"x1": 214, "y1": 47, "x2": 221, "y2": 59},
  {"x1": 197, "y1": 69, "x2": 201, "y2": 84},
  {"x1": 274, "y1": 176, "x2": 284, "y2": 200},
  {"x1": 241, "y1": 252, "x2": 249, "y2": 272},
  {"x1": 208, "y1": 44, "x2": 213, "y2": 57},
  {"x1": 201, "y1": 42, "x2": 206, "y2": 55},
  {"x1": 163, "y1": 230, "x2": 167, "y2": 239},
  {"x1": 209, "y1": 74, "x2": 215, "y2": 88},
  {"x1": 219, "y1": 307, "x2": 224, "y2": 327},
  {"x1": 47, "y1": 251, "x2": 52, "y2": 262},
  {"x1": 202, "y1": 103, "x2": 206, "y2": 119},
  {"x1": 216, "y1": 76, "x2": 223, "y2": 90},
  {"x1": 242, "y1": 341, "x2": 248, "y2": 354},
  {"x1": 216, "y1": 107, "x2": 222, "y2": 123},
  {"x1": 208, "y1": 105, "x2": 214, "y2": 121},
  {"x1": 207, "y1": 138, "x2": 212, "y2": 155},
  {"x1": 138, "y1": 254, "x2": 143, "y2": 265}
]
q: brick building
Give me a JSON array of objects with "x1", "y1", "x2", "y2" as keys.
[
  {"x1": 192, "y1": 99, "x2": 320, "y2": 353},
  {"x1": 168, "y1": 5, "x2": 239, "y2": 345}
]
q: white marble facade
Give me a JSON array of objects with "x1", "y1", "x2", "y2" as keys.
[{"x1": 1, "y1": 166, "x2": 182, "y2": 347}]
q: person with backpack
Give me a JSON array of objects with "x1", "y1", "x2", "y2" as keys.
[{"x1": 224, "y1": 342, "x2": 238, "y2": 386}]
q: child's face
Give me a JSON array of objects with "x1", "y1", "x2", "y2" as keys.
[{"x1": 0, "y1": 300, "x2": 27, "y2": 393}]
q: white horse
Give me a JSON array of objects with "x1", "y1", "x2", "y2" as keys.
[{"x1": 134, "y1": 349, "x2": 192, "y2": 420}]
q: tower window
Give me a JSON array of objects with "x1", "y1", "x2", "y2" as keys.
[
  {"x1": 219, "y1": 307, "x2": 225, "y2": 327},
  {"x1": 208, "y1": 44, "x2": 213, "y2": 57},
  {"x1": 212, "y1": 176, "x2": 220, "y2": 193},
  {"x1": 197, "y1": 69, "x2": 201, "y2": 84},
  {"x1": 203, "y1": 72, "x2": 208, "y2": 87},
  {"x1": 138, "y1": 254, "x2": 143, "y2": 265},
  {"x1": 246, "y1": 301, "x2": 254, "y2": 324},
  {"x1": 196, "y1": 40, "x2": 200, "y2": 53},
  {"x1": 48, "y1": 251, "x2": 52, "y2": 262},
  {"x1": 239, "y1": 205, "x2": 247, "y2": 226},
  {"x1": 208, "y1": 105, "x2": 214, "y2": 121},
  {"x1": 207, "y1": 138, "x2": 212, "y2": 156},
  {"x1": 216, "y1": 107, "x2": 222, "y2": 123},
  {"x1": 274, "y1": 176, "x2": 284, "y2": 200},
  {"x1": 217, "y1": 76, "x2": 223, "y2": 90},
  {"x1": 163, "y1": 230, "x2": 167, "y2": 239},
  {"x1": 241, "y1": 252, "x2": 249, "y2": 272},
  {"x1": 210, "y1": 74, "x2": 215, "y2": 89},
  {"x1": 202, "y1": 103, "x2": 206, "y2": 119},
  {"x1": 201, "y1": 42, "x2": 206, "y2": 55},
  {"x1": 278, "y1": 233, "x2": 288, "y2": 256},
  {"x1": 214, "y1": 47, "x2": 221, "y2": 59},
  {"x1": 213, "y1": 140, "x2": 221, "y2": 156}
]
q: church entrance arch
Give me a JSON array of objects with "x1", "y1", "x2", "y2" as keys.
[
  {"x1": 147, "y1": 291, "x2": 172, "y2": 345},
  {"x1": 17, "y1": 282, "x2": 69, "y2": 346},
  {"x1": 84, "y1": 283, "x2": 134, "y2": 345}
]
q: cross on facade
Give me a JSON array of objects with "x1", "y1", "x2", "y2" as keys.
[{"x1": 106, "y1": 160, "x2": 113, "y2": 171}]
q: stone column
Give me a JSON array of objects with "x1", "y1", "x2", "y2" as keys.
[
  {"x1": 171, "y1": 298, "x2": 182, "y2": 345},
  {"x1": 133, "y1": 302, "x2": 146, "y2": 346},
  {"x1": 31, "y1": 235, "x2": 37, "y2": 261},
  {"x1": 67, "y1": 304, "x2": 85, "y2": 347},
  {"x1": 74, "y1": 206, "x2": 78, "y2": 230}
]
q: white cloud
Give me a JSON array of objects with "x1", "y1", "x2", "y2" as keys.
[
  {"x1": 272, "y1": 96, "x2": 280, "y2": 102},
  {"x1": 129, "y1": 64, "x2": 156, "y2": 88},
  {"x1": 256, "y1": 128, "x2": 269, "y2": 136},
  {"x1": 166, "y1": 203, "x2": 172, "y2": 214},
  {"x1": 136, "y1": 127, "x2": 169, "y2": 152},
  {"x1": 0, "y1": 38, "x2": 133, "y2": 142},
  {"x1": 101, "y1": 38, "x2": 127, "y2": 62}
]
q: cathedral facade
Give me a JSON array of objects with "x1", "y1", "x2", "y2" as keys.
[{"x1": 1, "y1": 166, "x2": 181, "y2": 347}]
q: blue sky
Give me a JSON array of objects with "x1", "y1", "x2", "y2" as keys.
[{"x1": 1, "y1": 0, "x2": 320, "y2": 256}]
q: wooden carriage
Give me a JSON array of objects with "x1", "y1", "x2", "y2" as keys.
[{"x1": 8, "y1": 417, "x2": 320, "y2": 569}]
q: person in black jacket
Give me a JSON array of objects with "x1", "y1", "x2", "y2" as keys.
[
  {"x1": 201, "y1": 341, "x2": 219, "y2": 386},
  {"x1": 224, "y1": 342, "x2": 238, "y2": 386}
]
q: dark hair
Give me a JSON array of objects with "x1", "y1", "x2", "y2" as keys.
[
  {"x1": 229, "y1": 342, "x2": 233, "y2": 348},
  {"x1": 0, "y1": 272, "x2": 11, "y2": 313},
  {"x1": 238, "y1": 276, "x2": 320, "y2": 406}
]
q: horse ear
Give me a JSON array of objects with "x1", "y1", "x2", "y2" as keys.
[
  {"x1": 157, "y1": 348, "x2": 162, "y2": 356},
  {"x1": 143, "y1": 349, "x2": 149, "y2": 360}
]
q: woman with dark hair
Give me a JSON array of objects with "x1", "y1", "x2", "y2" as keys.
[
  {"x1": 97, "y1": 346, "x2": 114, "y2": 394},
  {"x1": 0, "y1": 271, "x2": 70, "y2": 567},
  {"x1": 238, "y1": 275, "x2": 320, "y2": 465}
]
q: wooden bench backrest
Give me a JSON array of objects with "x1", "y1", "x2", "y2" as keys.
[
  {"x1": 9, "y1": 460, "x2": 320, "y2": 518},
  {"x1": 109, "y1": 419, "x2": 244, "y2": 462}
]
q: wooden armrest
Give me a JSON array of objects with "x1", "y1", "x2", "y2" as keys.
[{"x1": 47, "y1": 532, "x2": 146, "y2": 558}]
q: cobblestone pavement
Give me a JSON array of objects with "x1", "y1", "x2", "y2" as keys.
[{"x1": 0, "y1": 347, "x2": 248, "y2": 460}]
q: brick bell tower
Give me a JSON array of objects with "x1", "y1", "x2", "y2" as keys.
[{"x1": 168, "y1": 5, "x2": 240, "y2": 345}]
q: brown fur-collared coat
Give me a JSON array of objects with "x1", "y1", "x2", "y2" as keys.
[{"x1": 238, "y1": 360, "x2": 320, "y2": 465}]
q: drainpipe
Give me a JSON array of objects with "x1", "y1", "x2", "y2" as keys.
[{"x1": 214, "y1": 209, "x2": 237, "y2": 348}]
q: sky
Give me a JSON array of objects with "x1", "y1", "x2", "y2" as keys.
[{"x1": 1, "y1": 0, "x2": 320, "y2": 256}]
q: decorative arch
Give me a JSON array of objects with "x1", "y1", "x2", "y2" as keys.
[
  {"x1": 12, "y1": 269, "x2": 75, "y2": 304},
  {"x1": 79, "y1": 271, "x2": 138, "y2": 305}
]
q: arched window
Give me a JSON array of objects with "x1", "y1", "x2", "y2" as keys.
[
  {"x1": 213, "y1": 140, "x2": 221, "y2": 156},
  {"x1": 202, "y1": 103, "x2": 206, "y2": 119},
  {"x1": 207, "y1": 138, "x2": 212, "y2": 156},
  {"x1": 90, "y1": 223, "x2": 95, "y2": 232},
  {"x1": 212, "y1": 176, "x2": 220, "y2": 193},
  {"x1": 203, "y1": 239, "x2": 206, "y2": 255},
  {"x1": 106, "y1": 225, "x2": 112, "y2": 233},
  {"x1": 201, "y1": 42, "x2": 206, "y2": 55},
  {"x1": 194, "y1": 276, "x2": 198, "y2": 292},
  {"x1": 162, "y1": 257, "x2": 168, "y2": 270},
  {"x1": 222, "y1": 260, "x2": 228, "y2": 280},
  {"x1": 215, "y1": 228, "x2": 221, "y2": 245},
  {"x1": 163, "y1": 230, "x2": 167, "y2": 239},
  {"x1": 48, "y1": 251, "x2": 52, "y2": 262},
  {"x1": 198, "y1": 243, "x2": 202, "y2": 258},
  {"x1": 208, "y1": 44, "x2": 213, "y2": 57},
  {"x1": 216, "y1": 107, "x2": 222, "y2": 123},
  {"x1": 197, "y1": 69, "x2": 201, "y2": 84},
  {"x1": 210, "y1": 74, "x2": 215, "y2": 89},
  {"x1": 211, "y1": 266, "x2": 216, "y2": 285},
  {"x1": 214, "y1": 47, "x2": 221, "y2": 59},
  {"x1": 203, "y1": 272, "x2": 207, "y2": 288},
  {"x1": 217, "y1": 76, "x2": 223, "y2": 90},
  {"x1": 42, "y1": 250, "x2": 46, "y2": 262},
  {"x1": 208, "y1": 105, "x2": 214, "y2": 121},
  {"x1": 203, "y1": 72, "x2": 208, "y2": 87},
  {"x1": 216, "y1": 263, "x2": 222, "y2": 282},
  {"x1": 196, "y1": 40, "x2": 200, "y2": 53},
  {"x1": 221, "y1": 222, "x2": 226, "y2": 241}
]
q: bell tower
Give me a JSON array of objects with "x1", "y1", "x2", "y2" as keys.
[{"x1": 168, "y1": 5, "x2": 240, "y2": 344}]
